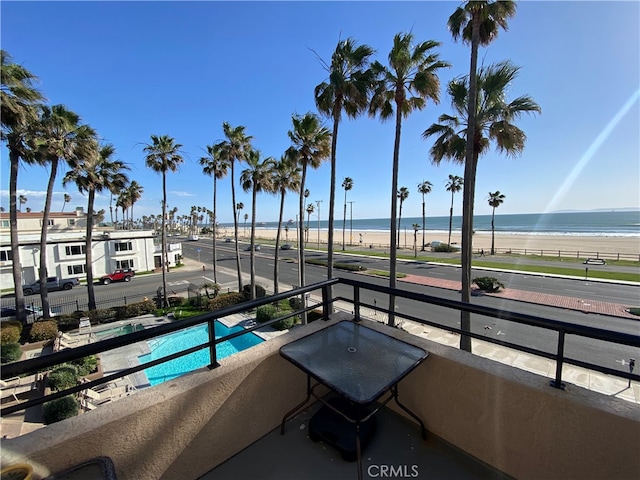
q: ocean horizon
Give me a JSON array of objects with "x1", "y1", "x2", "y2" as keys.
[{"x1": 219, "y1": 210, "x2": 640, "y2": 238}]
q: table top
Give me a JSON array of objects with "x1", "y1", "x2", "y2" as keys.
[{"x1": 280, "y1": 320, "x2": 427, "y2": 404}]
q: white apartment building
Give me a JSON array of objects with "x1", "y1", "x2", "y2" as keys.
[{"x1": 0, "y1": 208, "x2": 182, "y2": 290}]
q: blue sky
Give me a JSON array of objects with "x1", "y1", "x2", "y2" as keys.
[{"x1": 2, "y1": 1, "x2": 639, "y2": 224}]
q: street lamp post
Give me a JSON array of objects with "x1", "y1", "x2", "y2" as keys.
[
  {"x1": 315, "y1": 200, "x2": 322, "y2": 249},
  {"x1": 348, "y1": 201, "x2": 355, "y2": 246}
]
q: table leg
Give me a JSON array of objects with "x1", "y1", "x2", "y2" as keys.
[
  {"x1": 280, "y1": 375, "x2": 312, "y2": 435},
  {"x1": 355, "y1": 421, "x2": 363, "y2": 480},
  {"x1": 392, "y1": 384, "x2": 427, "y2": 440}
]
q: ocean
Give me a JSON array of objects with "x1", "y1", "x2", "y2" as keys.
[{"x1": 222, "y1": 210, "x2": 640, "y2": 237}]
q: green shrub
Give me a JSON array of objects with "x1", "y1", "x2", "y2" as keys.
[
  {"x1": 47, "y1": 364, "x2": 78, "y2": 391},
  {"x1": 71, "y1": 355, "x2": 98, "y2": 377},
  {"x1": 473, "y1": 276, "x2": 505, "y2": 293},
  {"x1": 206, "y1": 292, "x2": 246, "y2": 311},
  {"x1": 242, "y1": 284, "x2": 266, "y2": 299},
  {"x1": 1, "y1": 322, "x2": 22, "y2": 345},
  {"x1": 117, "y1": 300, "x2": 157, "y2": 319},
  {"x1": 334, "y1": 262, "x2": 366, "y2": 272},
  {"x1": 272, "y1": 316, "x2": 297, "y2": 331},
  {"x1": 43, "y1": 395, "x2": 79, "y2": 424},
  {"x1": 256, "y1": 305, "x2": 279, "y2": 323},
  {"x1": 167, "y1": 296, "x2": 185, "y2": 307},
  {"x1": 55, "y1": 312, "x2": 85, "y2": 331},
  {"x1": 288, "y1": 297, "x2": 303, "y2": 311},
  {"x1": 87, "y1": 308, "x2": 117, "y2": 324},
  {"x1": 432, "y1": 243, "x2": 457, "y2": 252},
  {"x1": 29, "y1": 320, "x2": 58, "y2": 342},
  {"x1": 1, "y1": 342, "x2": 22, "y2": 363}
]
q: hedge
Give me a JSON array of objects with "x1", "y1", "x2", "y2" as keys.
[
  {"x1": 242, "y1": 284, "x2": 266, "y2": 299},
  {"x1": 1, "y1": 342, "x2": 22, "y2": 363},
  {"x1": 71, "y1": 355, "x2": 98, "y2": 377},
  {"x1": 47, "y1": 364, "x2": 79, "y2": 391},
  {"x1": 29, "y1": 320, "x2": 58, "y2": 342},
  {"x1": 43, "y1": 396, "x2": 79, "y2": 424},
  {"x1": 304, "y1": 258, "x2": 366, "y2": 271},
  {"x1": 206, "y1": 292, "x2": 247, "y2": 311},
  {"x1": 1, "y1": 322, "x2": 21, "y2": 345}
]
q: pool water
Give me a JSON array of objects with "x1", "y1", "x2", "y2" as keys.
[
  {"x1": 95, "y1": 323, "x2": 145, "y2": 338},
  {"x1": 139, "y1": 322, "x2": 263, "y2": 386}
]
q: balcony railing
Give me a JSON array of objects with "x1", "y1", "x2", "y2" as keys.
[{"x1": 2, "y1": 277, "x2": 639, "y2": 418}]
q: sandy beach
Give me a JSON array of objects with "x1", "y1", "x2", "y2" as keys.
[{"x1": 239, "y1": 227, "x2": 640, "y2": 259}]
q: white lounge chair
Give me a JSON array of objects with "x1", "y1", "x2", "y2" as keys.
[
  {"x1": 1, "y1": 374, "x2": 41, "y2": 403},
  {"x1": 80, "y1": 385, "x2": 129, "y2": 409}
]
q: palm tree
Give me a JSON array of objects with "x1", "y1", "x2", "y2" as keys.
[
  {"x1": 396, "y1": 187, "x2": 409, "y2": 245},
  {"x1": 1, "y1": 50, "x2": 43, "y2": 325},
  {"x1": 200, "y1": 143, "x2": 229, "y2": 284},
  {"x1": 18, "y1": 195, "x2": 27, "y2": 212},
  {"x1": 412, "y1": 223, "x2": 420, "y2": 258},
  {"x1": 243, "y1": 213, "x2": 249, "y2": 237},
  {"x1": 32, "y1": 104, "x2": 95, "y2": 316},
  {"x1": 446, "y1": 0, "x2": 518, "y2": 352},
  {"x1": 64, "y1": 142, "x2": 129, "y2": 310},
  {"x1": 124, "y1": 180, "x2": 143, "y2": 229},
  {"x1": 143, "y1": 134, "x2": 184, "y2": 308},
  {"x1": 271, "y1": 153, "x2": 301, "y2": 294},
  {"x1": 314, "y1": 38, "x2": 375, "y2": 285},
  {"x1": 341, "y1": 177, "x2": 354, "y2": 250},
  {"x1": 417, "y1": 180, "x2": 433, "y2": 250},
  {"x1": 240, "y1": 149, "x2": 274, "y2": 299},
  {"x1": 445, "y1": 175, "x2": 463, "y2": 248},
  {"x1": 368, "y1": 32, "x2": 449, "y2": 326},
  {"x1": 424, "y1": 61, "x2": 540, "y2": 351},
  {"x1": 488, "y1": 190, "x2": 506, "y2": 254},
  {"x1": 61, "y1": 193, "x2": 71, "y2": 212},
  {"x1": 215, "y1": 123, "x2": 253, "y2": 292},
  {"x1": 287, "y1": 112, "x2": 331, "y2": 311},
  {"x1": 116, "y1": 193, "x2": 129, "y2": 229},
  {"x1": 305, "y1": 203, "x2": 315, "y2": 243}
]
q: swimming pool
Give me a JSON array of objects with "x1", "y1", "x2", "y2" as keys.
[
  {"x1": 139, "y1": 322, "x2": 263, "y2": 386},
  {"x1": 95, "y1": 323, "x2": 145, "y2": 339}
]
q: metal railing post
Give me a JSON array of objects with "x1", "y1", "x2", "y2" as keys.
[
  {"x1": 321, "y1": 283, "x2": 331, "y2": 321},
  {"x1": 354, "y1": 285, "x2": 361, "y2": 321},
  {"x1": 208, "y1": 319, "x2": 220, "y2": 369},
  {"x1": 550, "y1": 330, "x2": 566, "y2": 389}
]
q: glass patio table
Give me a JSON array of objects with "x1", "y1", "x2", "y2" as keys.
[{"x1": 280, "y1": 320, "x2": 428, "y2": 480}]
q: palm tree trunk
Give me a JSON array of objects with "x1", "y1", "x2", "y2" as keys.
[
  {"x1": 460, "y1": 11, "x2": 481, "y2": 353},
  {"x1": 39, "y1": 159, "x2": 58, "y2": 318},
  {"x1": 9, "y1": 148, "x2": 26, "y2": 325},
  {"x1": 343, "y1": 189, "x2": 347, "y2": 250},
  {"x1": 448, "y1": 193, "x2": 454, "y2": 247},
  {"x1": 109, "y1": 193, "x2": 114, "y2": 226},
  {"x1": 388, "y1": 107, "x2": 402, "y2": 327},
  {"x1": 298, "y1": 165, "x2": 307, "y2": 324},
  {"x1": 397, "y1": 201, "x2": 403, "y2": 245},
  {"x1": 161, "y1": 173, "x2": 169, "y2": 308},
  {"x1": 86, "y1": 190, "x2": 97, "y2": 310},
  {"x1": 274, "y1": 190, "x2": 285, "y2": 294},
  {"x1": 231, "y1": 162, "x2": 242, "y2": 291},
  {"x1": 327, "y1": 115, "x2": 339, "y2": 283},
  {"x1": 421, "y1": 197, "x2": 426, "y2": 251},
  {"x1": 249, "y1": 187, "x2": 257, "y2": 300},
  {"x1": 212, "y1": 178, "x2": 218, "y2": 283},
  {"x1": 491, "y1": 208, "x2": 496, "y2": 255}
]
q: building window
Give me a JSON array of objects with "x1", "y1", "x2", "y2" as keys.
[
  {"x1": 65, "y1": 245, "x2": 86, "y2": 256},
  {"x1": 114, "y1": 241, "x2": 133, "y2": 252},
  {"x1": 0, "y1": 250, "x2": 13, "y2": 261},
  {"x1": 67, "y1": 219, "x2": 76, "y2": 226},
  {"x1": 42, "y1": 219, "x2": 55, "y2": 226},
  {"x1": 1, "y1": 220, "x2": 8, "y2": 227},
  {"x1": 116, "y1": 259, "x2": 134, "y2": 269},
  {"x1": 67, "y1": 264, "x2": 86, "y2": 275}
]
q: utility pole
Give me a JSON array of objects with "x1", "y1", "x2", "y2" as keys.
[
  {"x1": 348, "y1": 201, "x2": 355, "y2": 246},
  {"x1": 315, "y1": 200, "x2": 322, "y2": 248}
]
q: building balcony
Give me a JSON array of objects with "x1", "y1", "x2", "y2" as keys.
[{"x1": 1, "y1": 279, "x2": 638, "y2": 480}]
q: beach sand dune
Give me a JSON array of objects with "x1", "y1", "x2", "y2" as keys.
[{"x1": 226, "y1": 227, "x2": 640, "y2": 259}]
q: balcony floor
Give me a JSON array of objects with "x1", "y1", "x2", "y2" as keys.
[{"x1": 200, "y1": 401, "x2": 508, "y2": 480}]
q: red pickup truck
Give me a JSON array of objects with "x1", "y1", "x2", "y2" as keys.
[{"x1": 100, "y1": 269, "x2": 135, "y2": 285}]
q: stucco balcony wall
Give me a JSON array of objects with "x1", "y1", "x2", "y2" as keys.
[{"x1": 2, "y1": 317, "x2": 638, "y2": 480}]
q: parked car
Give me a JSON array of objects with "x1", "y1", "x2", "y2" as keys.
[
  {"x1": 244, "y1": 244, "x2": 261, "y2": 251},
  {"x1": 188, "y1": 234, "x2": 199, "y2": 241},
  {"x1": 280, "y1": 244, "x2": 292, "y2": 250},
  {"x1": 0, "y1": 305, "x2": 53, "y2": 321},
  {"x1": 100, "y1": 269, "x2": 135, "y2": 285},
  {"x1": 22, "y1": 276, "x2": 80, "y2": 296}
]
